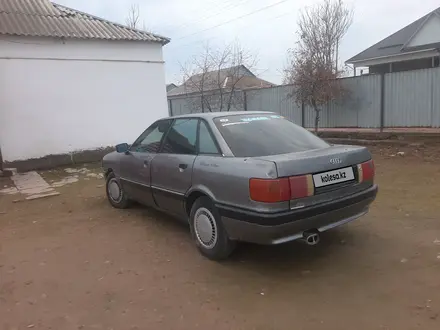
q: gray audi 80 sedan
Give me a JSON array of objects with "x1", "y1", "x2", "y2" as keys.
[{"x1": 102, "y1": 111, "x2": 378, "y2": 260}]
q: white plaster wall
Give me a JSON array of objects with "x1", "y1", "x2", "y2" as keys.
[
  {"x1": 0, "y1": 35, "x2": 164, "y2": 62},
  {"x1": 408, "y1": 15, "x2": 440, "y2": 47},
  {"x1": 0, "y1": 37, "x2": 168, "y2": 162}
]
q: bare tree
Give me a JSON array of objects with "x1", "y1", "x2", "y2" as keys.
[
  {"x1": 284, "y1": 0, "x2": 353, "y2": 133},
  {"x1": 180, "y1": 44, "x2": 216, "y2": 113},
  {"x1": 180, "y1": 41, "x2": 258, "y2": 112},
  {"x1": 126, "y1": 4, "x2": 141, "y2": 29}
]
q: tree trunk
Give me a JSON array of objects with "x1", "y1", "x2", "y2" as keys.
[
  {"x1": 226, "y1": 91, "x2": 234, "y2": 111},
  {"x1": 314, "y1": 106, "x2": 320, "y2": 134},
  {"x1": 219, "y1": 92, "x2": 224, "y2": 112}
]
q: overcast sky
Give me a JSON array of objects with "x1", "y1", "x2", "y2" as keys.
[{"x1": 57, "y1": 0, "x2": 439, "y2": 84}]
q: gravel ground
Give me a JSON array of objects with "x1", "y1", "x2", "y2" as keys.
[{"x1": 1, "y1": 147, "x2": 440, "y2": 330}]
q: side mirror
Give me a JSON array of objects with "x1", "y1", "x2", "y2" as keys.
[{"x1": 115, "y1": 143, "x2": 129, "y2": 153}]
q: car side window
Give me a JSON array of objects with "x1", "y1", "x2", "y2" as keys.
[
  {"x1": 130, "y1": 120, "x2": 171, "y2": 153},
  {"x1": 161, "y1": 119, "x2": 198, "y2": 155},
  {"x1": 198, "y1": 120, "x2": 220, "y2": 155}
]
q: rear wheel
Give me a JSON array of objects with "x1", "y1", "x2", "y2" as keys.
[
  {"x1": 106, "y1": 172, "x2": 130, "y2": 209},
  {"x1": 189, "y1": 196, "x2": 236, "y2": 260}
]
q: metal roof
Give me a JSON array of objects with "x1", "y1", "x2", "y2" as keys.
[
  {"x1": 0, "y1": 0, "x2": 169, "y2": 44},
  {"x1": 167, "y1": 65, "x2": 275, "y2": 97},
  {"x1": 166, "y1": 83, "x2": 178, "y2": 92},
  {"x1": 347, "y1": 6, "x2": 440, "y2": 63}
]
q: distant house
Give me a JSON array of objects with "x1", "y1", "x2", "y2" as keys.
[
  {"x1": 167, "y1": 65, "x2": 275, "y2": 97},
  {"x1": 347, "y1": 6, "x2": 440, "y2": 74},
  {"x1": 166, "y1": 83, "x2": 178, "y2": 92},
  {"x1": 0, "y1": 0, "x2": 169, "y2": 170}
]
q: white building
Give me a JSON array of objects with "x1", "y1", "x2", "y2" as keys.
[{"x1": 0, "y1": 0, "x2": 170, "y2": 171}]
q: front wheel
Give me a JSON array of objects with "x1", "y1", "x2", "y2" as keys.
[
  {"x1": 189, "y1": 196, "x2": 236, "y2": 260},
  {"x1": 106, "y1": 172, "x2": 131, "y2": 209}
]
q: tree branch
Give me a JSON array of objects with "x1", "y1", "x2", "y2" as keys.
[{"x1": 126, "y1": 4, "x2": 141, "y2": 29}]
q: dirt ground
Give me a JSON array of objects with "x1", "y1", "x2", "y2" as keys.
[{"x1": 1, "y1": 146, "x2": 440, "y2": 330}]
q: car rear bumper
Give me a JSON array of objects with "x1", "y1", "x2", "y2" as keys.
[{"x1": 218, "y1": 184, "x2": 378, "y2": 245}]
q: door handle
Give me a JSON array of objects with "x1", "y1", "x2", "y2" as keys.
[
  {"x1": 143, "y1": 160, "x2": 149, "y2": 167},
  {"x1": 179, "y1": 163, "x2": 188, "y2": 170}
]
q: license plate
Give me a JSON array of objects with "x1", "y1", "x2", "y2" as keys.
[{"x1": 313, "y1": 167, "x2": 354, "y2": 188}]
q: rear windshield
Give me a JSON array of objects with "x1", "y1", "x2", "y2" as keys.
[{"x1": 214, "y1": 114, "x2": 329, "y2": 157}]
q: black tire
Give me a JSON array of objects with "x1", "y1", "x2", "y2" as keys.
[
  {"x1": 105, "y1": 172, "x2": 130, "y2": 209},
  {"x1": 189, "y1": 196, "x2": 236, "y2": 260}
]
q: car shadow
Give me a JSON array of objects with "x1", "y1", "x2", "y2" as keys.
[
  {"x1": 129, "y1": 203, "x2": 367, "y2": 275},
  {"x1": 132, "y1": 203, "x2": 190, "y2": 231},
  {"x1": 228, "y1": 231, "x2": 350, "y2": 268},
  {"x1": 225, "y1": 227, "x2": 369, "y2": 279}
]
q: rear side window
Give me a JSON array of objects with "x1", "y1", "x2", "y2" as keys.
[
  {"x1": 198, "y1": 120, "x2": 219, "y2": 154},
  {"x1": 213, "y1": 114, "x2": 329, "y2": 157}
]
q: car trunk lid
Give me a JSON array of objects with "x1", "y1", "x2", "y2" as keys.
[
  {"x1": 254, "y1": 144, "x2": 371, "y2": 178},
  {"x1": 253, "y1": 145, "x2": 373, "y2": 209}
]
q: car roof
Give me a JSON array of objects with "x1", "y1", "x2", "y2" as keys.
[{"x1": 165, "y1": 111, "x2": 275, "y2": 120}]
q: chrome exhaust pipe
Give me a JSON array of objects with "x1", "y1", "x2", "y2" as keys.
[{"x1": 301, "y1": 231, "x2": 320, "y2": 246}]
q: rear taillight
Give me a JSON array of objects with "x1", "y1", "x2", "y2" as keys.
[
  {"x1": 249, "y1": 178, "x2": 291, "y2": 203},
  {"x1": 289, "y1": 175, "x2": 314, "y2": 199},
  {"x1": 249, "y1": 175, "x2": 314, "y2": 203},
  {"x1": 358, "y1": 159, "x2": 375, "y2": 183}
]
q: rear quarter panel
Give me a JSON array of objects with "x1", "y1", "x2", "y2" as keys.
[{"x1": 191, "y1": 155, "x2": 289, "y2": 213}]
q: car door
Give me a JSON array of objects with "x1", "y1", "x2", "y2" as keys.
[
  {"x1": 151, "y1": 118, "x2": 199, "y2": 217},
  {"x1": 119, "y1": 119, "x2": 172, "y2": 206}
]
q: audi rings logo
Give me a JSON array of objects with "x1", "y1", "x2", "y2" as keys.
[{"x1": 329, "y1": 158, "x2": 342, "y2": 165}]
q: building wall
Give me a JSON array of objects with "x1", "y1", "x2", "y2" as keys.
[
  {"x1": 407, "y1": 14, "x2": 440, "y2": 47},
  {"x1": 0, "y1": 36, "x2": 168, "y2": 162},
  {"x1": 369, "y1": 57, "x2": 439, "y2": 74}
]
